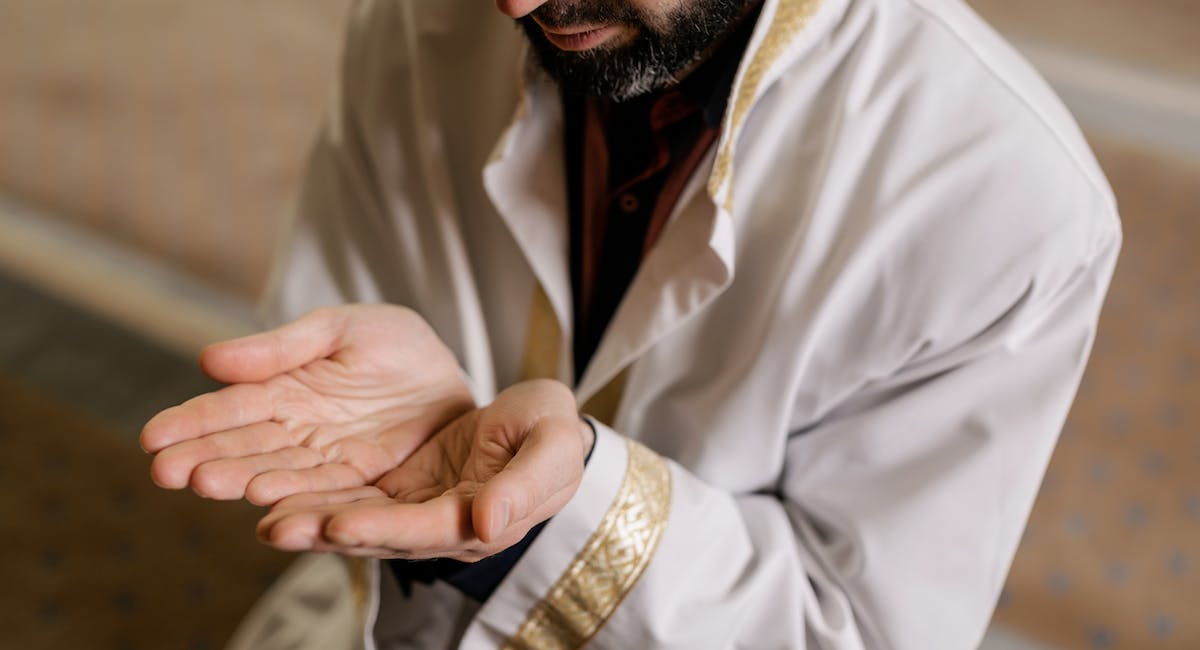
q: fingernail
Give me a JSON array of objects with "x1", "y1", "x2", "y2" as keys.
[{"x1": 491, "y1": 498, "x2": 511, "y2": 540}]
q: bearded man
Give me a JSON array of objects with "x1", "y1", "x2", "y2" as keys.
[{"x1": 142, "y1": 0, "x2": 1120, "y2": 647}]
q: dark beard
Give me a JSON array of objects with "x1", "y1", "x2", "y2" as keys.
[{"x1": 518, "y1": 0, "x2": 748, "y2": 101}]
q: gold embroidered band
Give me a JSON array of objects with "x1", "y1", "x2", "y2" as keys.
[
  {"x1": 504, "y1": 440, "x2": 672, "y2": 649},
  {"x1": 520, "y1": 284, "x2": 562, "y2": 382},
  {"x1": 520, "y1": 284, "x2": 628, "y2": 426},
  {"x1": 710, "y1": 0, "x2": 823, "y2": 210},
  {"x1": 580, "y1": 370, "x2": 627, "y2": 428}
]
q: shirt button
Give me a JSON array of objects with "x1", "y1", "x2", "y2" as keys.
[{"x1": 618, "y1": 193, "x2": 640, "y2": 213}]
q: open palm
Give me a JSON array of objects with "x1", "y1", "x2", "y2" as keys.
[
  {"x1": 141, "y1": 305, "x2": 474, "y2": 505},
  {"x1": 255, "y1": 380, "x2": 591, "y2": 561}
]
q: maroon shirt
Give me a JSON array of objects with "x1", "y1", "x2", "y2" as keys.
[
  {"x1": 389, "y1": 6, "x2": 761, "y2": 600},
  {"x1": 565, "y1": 12, "x2": 759, "y2": 381}
]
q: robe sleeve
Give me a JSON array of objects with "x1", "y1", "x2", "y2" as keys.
[{"x1": 457, "y1": 226, "x2": 1119, "y2": 649}]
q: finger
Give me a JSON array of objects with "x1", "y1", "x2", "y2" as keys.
[
  {"x1": 257, "y1": 508, "x2": 330, "y2": 551},
  {"x1": 273, "y1": 486, "x2": 387, "y2": 511},
  {"x1": 245, "y1": 463, "x2": 370, "y2": 506},
  {"x1": 141, "y1": 382, "x2": 276, "y2": 452},
  {"x1": 191, "y1": 447, "x2": 325, "y2": 500},
  {"x1": 258, "y1": 493, "x2": 393, "y2": 550},
  {"x1": 474, "y1": 417, "x2": 584, "y2": 543},
  {"x1": 199, "y1": 307, "x2": 346, "y2": 384},
  {"x1": 150, "y1": 421, "x2": 292, "y2": 489},
  {"x1": 324, "y1": 493, "x2": 473, "y2": 551},
  {"x1": 306, "y1": 542, "x2": 400, "y2": 557}
]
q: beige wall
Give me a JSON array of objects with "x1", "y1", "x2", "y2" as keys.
[
  {"x1": 0, "y1": 0, "x2": 351, "y2": 299},
  {"x1": 971, "y1": 0, "x2": 1200, "y2": 77}
]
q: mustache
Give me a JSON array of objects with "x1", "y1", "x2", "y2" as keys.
[{"x1": 529, "y1": 0, "x2": 642, "y2": 29}]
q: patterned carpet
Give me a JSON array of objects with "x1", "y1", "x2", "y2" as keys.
[
  {"x1": 0, "y1": 274, "x2": 292, "y2": 650},
  {"x1": 991, "y1": 138, "x2": 1200, "y2": 649}
]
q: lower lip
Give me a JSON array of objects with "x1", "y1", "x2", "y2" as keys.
[{"x1": 542, "y1": 25, "x2": 619, "y2": 51}]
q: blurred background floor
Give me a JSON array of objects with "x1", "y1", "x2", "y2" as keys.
[
  {"x1": 987, "y1": 137, "x2": 1200, "y2": 650},
  {"x1": 0, "y1": 272, "x2": 293, "y2": 650},
  {"x1": 0, "y1": 1, "x2": 1197, "y2": 649}
]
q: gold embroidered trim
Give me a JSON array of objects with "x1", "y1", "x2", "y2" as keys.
[
  {"x1": 709, "y1": 0, "x2": 823, "y2": 209},
  {"x1": 519, "y1": 284, "x2": 629, "y2": 424},
  {"x1": 504, "y1": 440, "x2": 672, "y2": 650},
  {"x1": 520, "y1": 284, "x2": 562, "y2": 381},
  {"x1": 580, "y1": 370, "x2": 627, "y2": 428}
]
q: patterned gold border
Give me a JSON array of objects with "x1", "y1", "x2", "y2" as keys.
[
  {"x1": 520, "y1": 284, "x2": 562, "y2": 382},
  {"x1": 504, "y1": 440, "x2": 672, "y2": 649},
  {"x1": 710, "y1": 0, "x2": 824, "y2": 210},
  {"x1": 521, "y1": 284, "x2": 627, "y2": 426}
]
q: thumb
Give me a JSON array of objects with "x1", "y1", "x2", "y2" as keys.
[
  {"x1": 200, "y1": 307, "x2": 346, "y2": 383},
  {"x1": 471, "y1": 415, "x2": 586, "y2": 544}
]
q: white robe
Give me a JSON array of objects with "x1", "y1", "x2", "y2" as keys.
[{"x1": 233, "y1": 0, "x2": 1121, "y2": 647}]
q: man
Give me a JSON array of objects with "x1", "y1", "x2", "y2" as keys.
[{"x1": 141, "y1": 0, "x2": 1120, "y2": 647}]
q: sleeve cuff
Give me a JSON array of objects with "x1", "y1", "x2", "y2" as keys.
[
  {"x1": 460, "y1": 420, "x2": 671, "y2": 646},
  {"x1": 386, "y1": 418, "x2": 599, "y2": 602}
]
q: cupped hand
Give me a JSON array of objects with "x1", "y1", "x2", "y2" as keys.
[
  {"x1": 255, "y1": 380, "x2": 593, "y2": 562},
  {"x1": 141, "y1": 304, "x2": 474, "y2": 506}
]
